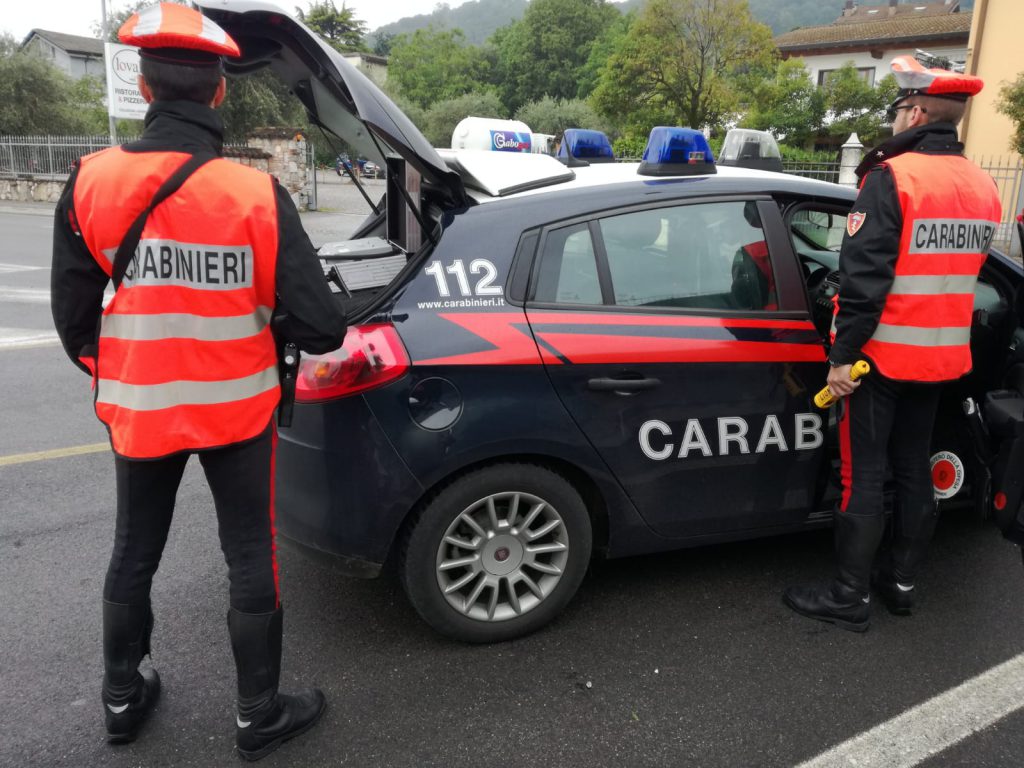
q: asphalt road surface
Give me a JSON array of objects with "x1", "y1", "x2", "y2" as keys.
[{"x1": 3, "y1": 200, "x2": 1024, "y2": 768}]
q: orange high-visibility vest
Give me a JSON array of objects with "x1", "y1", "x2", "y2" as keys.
[
  {"x1": 850, "y1": 152, "x2": 1001, "y2": 382},
  {"x1": 73, "y1": 147, "x2": 281, "y2": 459}
]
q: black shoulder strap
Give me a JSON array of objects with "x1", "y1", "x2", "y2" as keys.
[{"x1": 111, "y1": 153, "x2": 216, "y2": 289}]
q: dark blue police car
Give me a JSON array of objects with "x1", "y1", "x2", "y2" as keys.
[{"x1": 202, "y1": 1, "x2": 1024, "y2": 643}]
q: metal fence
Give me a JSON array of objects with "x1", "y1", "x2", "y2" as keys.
[
  {"x1": 781, "y1": 160, "x2": 841, "y2": 184},
  {"x1": 974, "y1": 155, "x2": 1024, "y2": 253},
  {"x1": 0, "y1": 134, "x2": 248, "y2": 179},
  {"x1": 0, "y1": 135, "x2": 133, "y2": 179}
]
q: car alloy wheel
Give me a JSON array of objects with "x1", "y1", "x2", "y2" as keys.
[
  {"x1": 436, "y1": 491, "x2": 569, "y2": 622},
  {"x1": 401, "y1": 463, "x2": 592, "y2": 643}
]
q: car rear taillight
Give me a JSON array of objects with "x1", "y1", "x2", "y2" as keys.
[{"x1": 295, "y1": 324, "x2": 409, "y2": 402}]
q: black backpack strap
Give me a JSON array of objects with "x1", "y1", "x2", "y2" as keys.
[{"x1": 111, "y1": 153, "x2": 217, "y2": 289}]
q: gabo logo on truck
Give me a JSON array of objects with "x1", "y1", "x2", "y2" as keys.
[
  {"x1": 490, "y1": 131, "x2": 532, "y2": 152},
  {"x1": 640, "y1": 413, "x2": 823, "y2": 460}
]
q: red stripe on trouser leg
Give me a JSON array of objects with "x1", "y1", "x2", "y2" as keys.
[
  {"x1": 839, "y1": 398, "x2": 853, "y2": 512},
  {"x1": 269, "y1": 425, "x2": 280, "y2": 608}
]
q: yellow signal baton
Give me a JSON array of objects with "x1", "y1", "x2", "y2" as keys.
[{"x1": 814, "y1": 360, "x2": 870, "y2": 409}]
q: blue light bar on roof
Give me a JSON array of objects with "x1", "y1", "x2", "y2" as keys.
[
  {"x1": 638, "y1": 127, "x2": 716, "y2": 177},
  {"x1": 557, "y1": 128, "x2": 615, "y2": 167}
]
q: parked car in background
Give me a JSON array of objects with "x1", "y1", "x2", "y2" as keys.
[
  {"x1": 334, "y1": 153, "x2": 353, "y2": 176},
  {"x1": 361, "y1": 159, "x2": 381, "y2": 179}
]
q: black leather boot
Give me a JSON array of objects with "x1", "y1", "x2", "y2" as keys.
[
  {"x1": 228, "y1": 606, "x2": 326, "y2": 762},
  {"x1": 874, "y1": 501, "x2": 938, "y2": 615},
  {"x1": 871, "y1": 570, "x2": 916, "y2": 615},
  {"x1": 783, "y1": 512, "x2": 884, "y2": 633},
  {"x1": 102, "y1": 600, "x2": 161, "y2": 743}
]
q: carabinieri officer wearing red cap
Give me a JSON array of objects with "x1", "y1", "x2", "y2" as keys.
[
  {"x1": 50, "y1": 3, "x2": 346, "y2": 759},
  {"x1": 784, "y1": 56, "x2": 1002, "y2": 632}
]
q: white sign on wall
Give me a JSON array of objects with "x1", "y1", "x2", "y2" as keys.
[{"x1": 104, "y1": 42, "x2": 148, "y2": 120}]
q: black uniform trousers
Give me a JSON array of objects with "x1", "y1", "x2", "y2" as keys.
[
  {"x1": 104, "y1": 422, "x2": 279, "y2": 614},
  {"x1": 838, "y1": 371, "x2": 942, "y2": 581}
]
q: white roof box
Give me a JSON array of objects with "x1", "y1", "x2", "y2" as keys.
[{"x1": 451, "y1": 117, "x2": 534, "y2": 153}]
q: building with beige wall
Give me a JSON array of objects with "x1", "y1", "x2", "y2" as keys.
[
  {"x1": 961, "y1": 0, "x2": 1024, "y2": 247},
  {"x1": 341, "y1": 52, "x2": 388, "y2": 86},
  {"x1": 962, "y1": 0, "x2": 1023, "y2": 161}
]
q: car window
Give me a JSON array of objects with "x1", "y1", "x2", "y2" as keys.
[
  {"x1": 598, "y1": 201, "x2": 777, "y2": 311},
  {"x1": 791, "y1": 209, "x2": 847, "y2": 252},
  {"x1": 534, "y1": 222, "x2": 602, "y2": 305}
]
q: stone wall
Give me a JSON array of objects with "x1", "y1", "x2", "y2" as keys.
[
  {"x1": 0, "y1": 127, "x2": 310, "y2": 208},
  {"x1": 244, "y1": 128, "x2": 310, "y2": 207},
  {"x1": 0, "y1": 178, "x2": 67, "y2": 204}
]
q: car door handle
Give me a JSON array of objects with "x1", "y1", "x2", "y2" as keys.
[{"x1": 587, "y1": 377, "x2": 661, "y2": 393}]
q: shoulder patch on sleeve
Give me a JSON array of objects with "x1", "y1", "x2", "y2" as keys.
[{"x1": 847, "y1": 211, "x2": 867, "y2": 237}]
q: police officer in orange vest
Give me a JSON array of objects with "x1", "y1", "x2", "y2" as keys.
[
  {"x1": 784, "y1": 56, "x2": 1002, "y2": 632},
  {"x1": 50, "y1": 4, "x2": 346, "y2": 758}
]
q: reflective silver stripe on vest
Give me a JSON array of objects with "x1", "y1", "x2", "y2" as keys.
[
  {"x1": 890, "y1": 274, "x2": 979, "y2": 295},
  {"x1": 870, "y1": 323, "x2": 971, "y2": 347},
  {"x1": 100, "y1": 306, "x2": 272, "y2": 342},
  {"x1": 892, "y1": 274, "x2": 978, "y2": 296},
  {"x1": 97, "y1": 365, "x2": 279, "y2": 411},
  {"x1": 908, "y1": 218, "x2": 997, "y2": 255}
]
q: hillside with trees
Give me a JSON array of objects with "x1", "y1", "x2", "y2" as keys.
[
  {"x1": 373, "y1": 0, "x2": 975, "y2": 41},
  {"x1": 373, "y1": 0, "x2": 528, "y2": 45}
]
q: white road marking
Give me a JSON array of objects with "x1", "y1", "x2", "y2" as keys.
[
  {"x1": 0, "y1": 283, "x2": 111, "y2": 350},
  {"x1": 0, "y1": 328, "x2": 61, "y2": 350},
  {"x1": 0, "y1": 286, "x2": 113, "y2": 305},
  {"x1": 0, "y1": 286, "x2": 51, "y2": 304},
  {"x1": 0, "y1": 263, "x2": 47, "y2": 274},
  {"x1": 796, "y1": 652, "x2": 1024, "y2": 768}
]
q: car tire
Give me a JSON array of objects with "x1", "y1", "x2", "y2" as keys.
[{"x1": 400, "y1": 463, "x2": 592, "y2": 643}]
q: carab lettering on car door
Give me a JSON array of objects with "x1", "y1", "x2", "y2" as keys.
[{"x1": 524, "y1": 201, "x2": 828, "y2": 538}]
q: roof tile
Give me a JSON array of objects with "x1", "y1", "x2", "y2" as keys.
[
  {"x1": 22, "y1": 29, "x2": 105, "y2": 57},
  {"x1": 775, "y1": 12, "x2": 972, "y2": 51}
]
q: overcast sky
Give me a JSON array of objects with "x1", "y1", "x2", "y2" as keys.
[{"x1": 2, "y1": 1, "x2": 470, "y2": 42}]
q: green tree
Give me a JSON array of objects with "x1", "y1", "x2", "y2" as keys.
[
  {"x1": 296, "y1": 1, "x2": 368, "y2": 52},
  {"x1": 996, "y1": 73, "x2": 1024, "y2": 156},
  {"x1": 0, "y1": 33, "x2": 101, "y2": 134},
  {"x1": 591, "y1": 0, "x2": 775, "y2": 132},
  {"x1": 422, "y1": 91, "x2": 506, "y2": 147},
  {"x1": 821, "y1": 64, "x2": 898, "y2": 145},
  {"x1": 740, "y1": 57, "x2": 825, "y2": 146},
  {"x1": 371, "y1": 31, "x2": 395, "y2": 57},
  {"x1": 219, "y1": 69, "x2": 307, "y2": 142},
  {"x1": 68, "y1": 75, "x2": 115, "y2": 134},
  {"x1": 514, "y1": 96, "x2": 608, "y2": 139},
  {"x1": 576, "y1": 10, "x2": 634, "y2": 101},
  {"x1": 495, "y1": 0, "x2": 619, "y2": 114},
  {"x1": 388, "y1": 27, "x2": 492, "y2": 110}
]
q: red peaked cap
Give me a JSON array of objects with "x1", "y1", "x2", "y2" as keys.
[
  {"x1": 119, "y1": 2, "x2": 240, "y2": 63},
  {"x1": 890, "y1": 55, "x2": 983, "y2": 102}
]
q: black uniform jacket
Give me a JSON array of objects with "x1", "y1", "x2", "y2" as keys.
[
  {"x1": 829, "y1": 122, "x2": 964, "y2": 367},
  {"x1": 51, "y1": 100, "x2": 347, "y2": 374}
]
